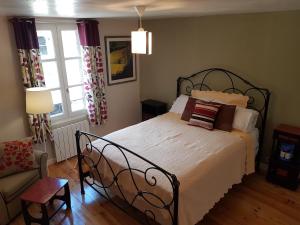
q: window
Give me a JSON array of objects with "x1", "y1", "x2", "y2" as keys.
[{"x1": 37, "y1": 23, "x2": 86, "y2": 122}]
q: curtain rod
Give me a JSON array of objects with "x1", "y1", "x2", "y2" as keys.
[
  {"x1": 36, "y1": 19, "x2": 100, "y2": 24},
  {"x1": 35, "y1": 19, "x2": 77, "y2": 24},
  {"x1": 9, "y1": 17, "x2": 34, "y2": 23},
  {"x1": 11, "y1": 18, "x2": 99, "y2": 24}
]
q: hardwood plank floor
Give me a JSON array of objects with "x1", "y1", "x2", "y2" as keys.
[{"x1": 10, "y1": 158, "x2": 300, "y2": 225}]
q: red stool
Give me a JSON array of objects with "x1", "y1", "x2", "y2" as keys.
[{"x1": 20, "y1": 177, "x2": 71, "y2": 225}]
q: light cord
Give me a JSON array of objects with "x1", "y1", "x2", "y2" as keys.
[{"x1": 139, "y1": 15, "x2": 142, "y2": 28}]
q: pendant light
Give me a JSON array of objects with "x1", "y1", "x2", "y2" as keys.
[{"x1": 131, "y1": 6, "x2": 152, "y2": 55}]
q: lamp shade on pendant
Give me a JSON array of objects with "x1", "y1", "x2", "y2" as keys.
[
  {"x1": 131, "y1": 28, "x2": 152, "y2": 55},
  {"x1": 26, "y1": 87, "x2": 54, "y2": 114}
]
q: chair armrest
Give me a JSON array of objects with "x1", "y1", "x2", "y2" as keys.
[{"x1": 34, "y1": 150, "x2": 48, "y2": 178}]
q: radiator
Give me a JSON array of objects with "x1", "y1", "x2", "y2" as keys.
[{"x1": 53, "y1": 120, "x2": 89, "y2": 162}]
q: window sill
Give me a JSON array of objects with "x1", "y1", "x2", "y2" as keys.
[{"x1": 51, "y1": 114, "x2": 88, "y2": 129}]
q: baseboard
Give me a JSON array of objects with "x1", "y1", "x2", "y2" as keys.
[{"x1": 47, "y1": 158, "x2": 56, "y2": 165}]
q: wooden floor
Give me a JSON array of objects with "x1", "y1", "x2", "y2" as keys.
[{"x1": 11, "y1": 158, "x2": 300, "y2": 225}]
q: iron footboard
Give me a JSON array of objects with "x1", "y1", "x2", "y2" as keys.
[{"x1": 75, "y1": 130, "x2": 180, "y2": 225}]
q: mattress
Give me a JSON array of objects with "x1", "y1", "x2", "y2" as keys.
[{"x1": 86, "y1": 112, "x2": 257, "y2": 225}]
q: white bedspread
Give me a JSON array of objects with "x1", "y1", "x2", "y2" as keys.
[{"x1": 88, "y1": 112, "x2": 256, "y2": 225}]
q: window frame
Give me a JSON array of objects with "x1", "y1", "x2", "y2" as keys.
[{"x1": 36, "y1": 23, "x2": 86, "y2": 123}]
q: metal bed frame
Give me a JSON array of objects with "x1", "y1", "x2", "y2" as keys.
[
  {"x1": 76, "y1": 68, "x2": 270, "y2": 225},
  {"x1": 176, "y1": 68, "x2": 271, "y2": 170}
]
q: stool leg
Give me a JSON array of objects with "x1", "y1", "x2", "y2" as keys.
[
  {"x1": 41, "y1": 204, "x2": 49, "y2": 225},
  {"x1": 49, "y1": 196, "x2": 54, "y2": 205},
  {"x1": 21, "y1": 200, "x2": 30, "y2": 225},
  {"x1": 64, "y1": 182, "x2": 71, "y2": 209}
]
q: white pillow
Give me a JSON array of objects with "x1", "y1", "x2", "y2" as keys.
[
  {"x1": 169, "y1": 95, "x2": 189, "y2": 115},
  {"x1": 233, "y1": 107, "x2": 259, "y2": 133}
]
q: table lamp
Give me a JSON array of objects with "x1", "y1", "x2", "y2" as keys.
[{"x1": 26, "y1": 87, "x2": 53, "y2": 152}]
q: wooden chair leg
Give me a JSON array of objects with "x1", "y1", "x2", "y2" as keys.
[
  {"x1": 21, "y1": 200, "x2": 31, "y2": 225},
  {"x1": 41, "y1": 204, "x2": 50, "y2": 225},
  {"x1": 64, "y1": 182, "x2": 71, "y2": 209}
]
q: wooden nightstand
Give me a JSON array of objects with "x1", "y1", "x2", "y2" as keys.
[
  {"x1": 141, "y1": 99, "x2": 167, "y2": 121},
  {"x1": 266, "y1": 124, "x2": 300, "y2": 190}
]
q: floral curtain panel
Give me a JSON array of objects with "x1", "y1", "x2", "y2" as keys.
[
  {"x1": 11, "y1": 18, "x2": 52, "y2": 143},
  {"x1": 77, "y1": 19, "x2": 107, "y2": 125}
]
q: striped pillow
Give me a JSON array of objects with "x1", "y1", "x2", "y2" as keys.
[{"x1": 188, "y1": 101, "x2": 221, "y2": 130}]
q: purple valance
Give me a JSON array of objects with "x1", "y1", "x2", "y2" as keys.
[
  {"x1": 77, "y1": 19, "x2": 100, "y2": 46},
  {"x1": 10, "y1": 18, "x2": 39, "y2": 50}
]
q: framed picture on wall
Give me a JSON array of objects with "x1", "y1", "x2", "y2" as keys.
[{"x1": 105, "y1": 36, "x2": 137, "y2": 85}]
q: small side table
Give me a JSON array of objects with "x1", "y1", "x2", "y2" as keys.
[
  {"x1": 20, "y1": 177, "x2": 71, "y2": 225},
  {"x1": 141, "y1": 99, "x2": 167, "y2": 121},
  {"x1": 267, "y1": 124, "x2": 300, "y2": 190}
]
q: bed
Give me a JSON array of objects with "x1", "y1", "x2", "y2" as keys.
[{"x1": 76, "y1": 68, "x2": 271, "y2": 225}]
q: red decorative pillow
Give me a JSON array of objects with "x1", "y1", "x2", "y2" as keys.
[
  {"x1": 188, "y1": 101, "x2": 221, "y2": 130},
  {"x1": 181, "y1": 97, "x2": 196, "y2": 121},
  {"x1": 0, "y1": 137, "x2": 38, "y2": 178},
  {"x1": 182, "y1": 98, "x2": 236, "y2": 132},
  {"x1": 214, "y1": 104, "x2": 236, "y2": 131}
]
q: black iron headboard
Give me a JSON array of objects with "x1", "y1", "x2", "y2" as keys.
[{"x1": 177, "y1": 68, "x2": 271, "y2": 170}]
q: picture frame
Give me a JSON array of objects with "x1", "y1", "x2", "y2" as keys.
[{"x1": 105, "y1": 36, "x2": 137, "y2": 85}]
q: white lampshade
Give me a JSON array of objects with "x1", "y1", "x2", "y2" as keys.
[
  {"x1": 26, "y1": 87, "x2": 54, "y2": 114},
  {"x1": 148, "y1": 31, "x2": 152, "y2": 55},
  {"x1": 131, "y1": 28, "x2": 152, "y2": 55}
]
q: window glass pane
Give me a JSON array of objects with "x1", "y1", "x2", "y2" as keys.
[
  {"x1": 42, "y1": 61, "x2": 60, "y2": 89},
  {"x1": 71, "y1": 99, "x2": 85, "y2": 112},
  {"x1": 37, "y1": 30, "x2": 55, "y2": 60},
  {"x1": 69, "y1": 86, "x2": 85, "y2": 112},
  {"x1": 65, "y1": 59, "x2": 83, "y2": 85},
  {"x1": 61, "y1": 30, "x2": 80, "y2": 57},
  {"x1": 50, "y1": 90, "x2": 63, "y2": 117}
]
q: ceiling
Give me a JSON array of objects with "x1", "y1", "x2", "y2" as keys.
[{"x1": 0, "y1": 0, "x2": 300, "y2": 19}]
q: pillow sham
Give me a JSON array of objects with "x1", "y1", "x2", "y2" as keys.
[
  {"x1": 181, "y1": 97, "x2": 196, "y2": 121},
  {"x1": 188, "y1": 101, "x2": 221, "y2": 130},
  {"x1": 191, "y1": 90, "x2": 249, "y2": 108},
  {"x1": 181, "y1": 97, "x2": 236, "y2": 132},
  {"x1": 0, "y1": 137, "x2": 37, "y2": 178},
  {"x1": 214, "y1": 104, "x2": 236, "y2": 132},
  {"x1": 232, "y1": 107, "x2": 259, "y2": 132},
  {"x1": 169, "y1": 94, "x2": 189, "y2": 115}
]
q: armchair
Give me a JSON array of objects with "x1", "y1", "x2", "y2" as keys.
[{"x1": 0, "y1": 150, "x2": 48, "y2": 225}]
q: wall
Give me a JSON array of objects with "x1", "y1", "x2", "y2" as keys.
[
  {"x1": 0, "y1": 17, "x2": 141, "y2": 161},
  {"x1": 140, "y1": 11, "x2": 300, "y2": 162},
  {"x1": 90, "y1": 18, "x2": 141, "y2": 136},
  {"x1": 0, "y1": 16, "x2": 29, "y2": 141}
]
